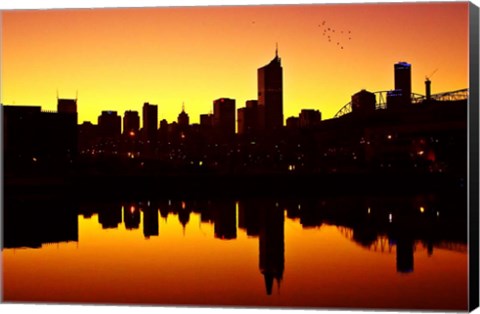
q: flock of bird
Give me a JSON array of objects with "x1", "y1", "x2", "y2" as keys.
[{"x1": 318, "y1": 20, "x2": 353, "y2": 50}]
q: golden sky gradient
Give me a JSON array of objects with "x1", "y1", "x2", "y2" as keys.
[{"x1": 1, "y1": 2, "x2": 469, "y2": 125}]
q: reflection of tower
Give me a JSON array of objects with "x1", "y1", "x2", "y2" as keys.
[
  {"x1": 124, "y1": 204, "x2": 141, "y2": 230},
  {"x1": 143, "y1": 202, "x2": 159, "y2": 238},
  {"x1": 299, "y1": 200, "x2": 323, "y2": 228},
  {"x1": 396, "y1": 236, "x2": 414, "y2": 273},
  {"x1": 3, "y1": 197, "x2": 79, "y2": 249},
  {"x1": 213, "y1": 200, "x2": 237, "y2": 240},
  {"x1": 258, "y1": 46, "x2": 283, "y2": 131},
  {"x1": 199, "y1": 200, "x2": 214, "y2": 224},
  {"x1": 178, "y1": 201, "x2": 191, "y2": 232},
  {"x1": 159, "y1": 201, "x2": 170, "y2": 221},
  {"x1": 238, "y1": 199, "x2": 260, "y2": 236},
  {"x1": 259, "y1": 201, "x2": 284, "y2": 295},
  {"x1": 98, "y1": 203, "x2": 122, "y2": 229}
]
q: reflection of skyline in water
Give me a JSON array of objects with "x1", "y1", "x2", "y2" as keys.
[{"x1": 3, "y1": 193, "x2": 466, "y2": 295}]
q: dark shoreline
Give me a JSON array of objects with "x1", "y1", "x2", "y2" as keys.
[{"x1": 4, "y1": 172, "x2": 466, "y2": 200}]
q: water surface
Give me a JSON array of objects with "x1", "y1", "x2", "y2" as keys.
[{"x1": 2, "y1": 193, "x2": 467, "y2": 310}]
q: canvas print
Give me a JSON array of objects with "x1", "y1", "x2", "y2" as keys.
[{"x1": 1, "y1": 1, "x2": 478, "y2": 312}]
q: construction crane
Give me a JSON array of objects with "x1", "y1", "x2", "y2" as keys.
[
  {"x1": 426, "y1": 68, "x2": 438, "y2": 81},
  {"x1": 425, "y1": 68, "x2": 438, "y2": 100}
]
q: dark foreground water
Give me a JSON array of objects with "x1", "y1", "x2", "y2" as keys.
[{"x1": 2, "y1": 192, "x2": 468, "y2": 310}]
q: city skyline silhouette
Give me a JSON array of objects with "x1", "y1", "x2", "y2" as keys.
[{"x1": 1, "y1": 2, "x2": 469, "y2": 124}]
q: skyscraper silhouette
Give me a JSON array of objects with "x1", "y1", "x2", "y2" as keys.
[
  {"x1": 394, "y1": 62, "x2": 412, "y2": 105},
  {"x1": 258, "y1": 47, "x2": 283, "y2": 131},
  {"x1": 98, "y1": 111, "x2": 121, "y2": 139},
  {"x1": 57, "y1": 98, "x2": 77, "y2": 114},
  {"x1": 142, "y1": 102, "x2": 158, "y2": 143},
  {"x1": 177, "y1": 103, "x2": 190, "y2": 129},
  {"x1": 237, "y1": 100, "x2": 259, "y2": 136},
  {"x1": 123, "y1": 110, "x2": 140, "y2": 136},
  {"x1": 213, "y1": 98, "x2": 236, "y2": 140}
]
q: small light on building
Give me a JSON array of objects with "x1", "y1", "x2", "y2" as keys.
[
  {"x1": 389, "y1": 213, "x2": 393, "y2": 223},
  {"x1": 420, "y1": 206, "x2": 425, "y2": 213}
]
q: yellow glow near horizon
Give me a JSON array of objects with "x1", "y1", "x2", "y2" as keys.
[{"x1": 1, "y1": 3, "x2": 469, "y2": 125}]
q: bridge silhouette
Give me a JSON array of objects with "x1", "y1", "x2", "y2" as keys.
[
  {"x1": 334, "y1": 88, "x2": 469, "y2": 118},
  {"x1": 337, "y1": 226, "x2": 467, "y2": 255}
]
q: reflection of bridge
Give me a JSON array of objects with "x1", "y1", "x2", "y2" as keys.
[
  {"x1": 337, "y1": 226, "x2": 467, "y2": 255},
  {"x1": 338, "y1": 226, "x2": 396, "y2": 254},
  {"x1": 334, "y1": 89, "x2": 469, "y2": 118}
]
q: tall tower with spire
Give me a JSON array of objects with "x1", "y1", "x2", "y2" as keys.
[
  {"x1": 257, "y1": 45, "x2": 283, "y2": 131},
  {"x1": 177, "y1": 102, "x2": 190, "y2": 128}
]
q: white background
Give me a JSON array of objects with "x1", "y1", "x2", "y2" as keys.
[{"x1": 0, "y1": 1, "x2": 479, "y2": 314}]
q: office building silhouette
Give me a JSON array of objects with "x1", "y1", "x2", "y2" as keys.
[
  {"x1": 286, "y1": 116, "x2": 300, "y2": 129},
  {"x1": 299, "y1": 109, "x2": 322, "y2": 128},
  {"x1": 98, "y1": 111, "x2": 121, "y2": 139},
  {"x1": 123, "y1": 110, "x2": 140, "y2": 136},
  {"x1": 351, "y1": 90, "x2": 376, "y2": 113},
  {"x1": 213, "y1": 98, "x2": 236, "y2": 140},
  {"x1": 78, "y1": 121, "x2": 98, "y2": 151},
  {"x1": 238, "y1": 100, "x2": 260, "y2": 136},
  {"x1": 3, "y1": 105, "x2": 78, "y2": 171}
]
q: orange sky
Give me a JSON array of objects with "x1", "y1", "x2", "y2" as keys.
[{"x1": 1, "y1": 2, "x2": 470, "y2": 125}]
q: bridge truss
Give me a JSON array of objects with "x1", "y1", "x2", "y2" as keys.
[{"x1": 333, "y1": 88, "x2": 469, "y2": 118}]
